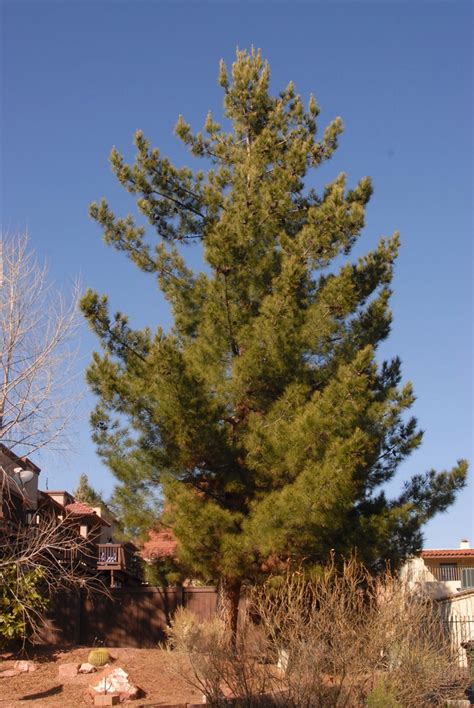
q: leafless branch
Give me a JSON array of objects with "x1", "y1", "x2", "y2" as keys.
[{"x1": 0, "y1": 232, "x2": 82, "y2": 456}]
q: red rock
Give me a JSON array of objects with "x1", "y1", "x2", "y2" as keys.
[
  {"x1": 14, "y1": 660, "x2": 37, "y2": 672},
  {"x1": 58, "y1": 662, "x2": 80, "y2": 678},
  {"x1": 94, "y1": 695, "x2": 120, "y2": 706},
  {"x1": 79, "y1": 662, "x2": 98, "y2": 674},
  {"x1": 87, "y1": 667, "x2": 142, "y2": 703},
  {"x1": 0, "y1": 668, "x2": 21, "y2": 678},
  {"x1": 220, "y1": 682, "x2": 237, "y2": 698}
]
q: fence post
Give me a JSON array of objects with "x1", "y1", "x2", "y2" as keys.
[{"x1": 175, "y1": 584, "x2": 184, "y2": 609}]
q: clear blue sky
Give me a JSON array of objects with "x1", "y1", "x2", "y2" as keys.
[{"x1": 1, "y1": 0, "x2": 472, "y2": 549}]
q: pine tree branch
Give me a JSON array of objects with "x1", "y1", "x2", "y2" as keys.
[
  {"x1": 149, "y1": 188, "x2": 207, "y2": 219},
  {"x1": 185, "y1": 478, "x2": 224, "y2": 504}
]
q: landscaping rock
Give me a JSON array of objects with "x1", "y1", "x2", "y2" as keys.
[
  {"x1": 277, "y1": 647, "x2": 290, "y2": 672},
  {"x1": 0, "y1": 652, "x2": 14, "y2": 661},
  {"x1": 14, "y1": 659, "x2": 37, "y2": 672},
  {"x1": 198, "y1": 684, "x2": 237, "y2": 704},
  {"x1": 141, "y1": 704, "x2": 187, "y2": 708},
  {"x1": 94, "y1": 695, "x2": 120, "y2": 706},
  {"x1": 80, "y1": 662, "x2": 98, "y2": 674},
  {"x1": 58, "y1": 662, "x2": 80, "y2": 678},
  {"x1": 87, "y1": 666, "x2": 142, "y2": 703},
  {"x1": 0, "y1": 668, "x2": 21, "y2": 678}
]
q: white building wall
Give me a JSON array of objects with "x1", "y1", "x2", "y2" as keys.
[
  {"x1": 400, "y1": 557, "x2": 460, "y2": 599},
  {"x1": 438, "y1": 591, "x2": 474, "y2": 667}
]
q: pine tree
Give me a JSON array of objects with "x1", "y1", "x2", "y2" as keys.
[
  {"x1": 82, "y1": 50, "x2": 467, "y2": 632},
  {"x1": 74, "y1": 473, "x2": 104, "y2": 508}
]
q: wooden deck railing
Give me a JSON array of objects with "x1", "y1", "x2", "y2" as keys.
[{"x1": 97, "y1": 543, "x2": 138, "y2": 575}]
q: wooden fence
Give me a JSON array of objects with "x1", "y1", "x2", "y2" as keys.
[{"x1": 42, "y1": 586, "x2": 220, "y2": 647}]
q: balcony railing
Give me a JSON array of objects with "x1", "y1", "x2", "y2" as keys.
[
  {"x1": 55, "y1": 542, "x2": 97, "y2": 571},
  {"x1": 97, "y1": 543, "x2": 138, "y2": 576},
  {"x1": 426, "y1": 565, "x2": 474, "y2": 587}
]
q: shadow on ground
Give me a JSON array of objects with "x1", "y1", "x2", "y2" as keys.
[{"x1": 19, "y1": 685, "x2": 64, "y2": 701}]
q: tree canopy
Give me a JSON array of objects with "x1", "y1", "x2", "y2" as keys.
[{"x1": 82, "y1": 50, "x2": 466, "y2": 618}]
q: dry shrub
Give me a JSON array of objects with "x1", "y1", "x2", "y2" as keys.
[
  {"x1": 165, "y1": 607, "x2": 228, "y2": 703},
  {"x1": 166, "y1": 560, "x2": 467, "y2": 707},
  {"x1": 165, "y1": 606, "x2": 280, "y2": 706},
  {"x1": 251, "y1": 558, "x2": 374, "y2": 706},
  {"x1": 367, "y1": 572, "x2": 466, "y2": 707},
  {"x1": 251, "y1": 558, "x2": 466, "y2": 707}
]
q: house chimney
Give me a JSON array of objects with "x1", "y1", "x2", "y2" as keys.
[{"x1": 459, "y1": 539, "x2": 470, "y2": 549}]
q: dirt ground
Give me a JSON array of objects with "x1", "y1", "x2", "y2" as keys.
[{"x1": 0, "y1": 646, "x2": 203, "y2": 707}]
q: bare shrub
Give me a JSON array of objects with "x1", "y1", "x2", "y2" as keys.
[
  {"x1": 165, "y1": 561, "x2": 466, "y2": 707},
  {"x1": 165, "y1": 607, "x2": 228, "y2": 703},
  {"x1": 165, "y1": 606, "x2": 280, "y2": 706},
  {"x1": 367, "y1": 572, "x2": 466, "y2": 707},
  {"x1": 252, "y1": 559, "x2": 466, "y2": 707},
  {"x1": 251, "y1": 558, "x2": 375, "y2": 706}
]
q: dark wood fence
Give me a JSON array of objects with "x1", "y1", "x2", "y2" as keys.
[
  {"x1": 42, "y1": 586, "x2": 220, "y2": 647},
  {"x1": 183, "y1": 586, "x2": 217, "y2": 622}
]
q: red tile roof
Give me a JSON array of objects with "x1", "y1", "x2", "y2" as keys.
[
  {"x1": 65, "y1": 501, "x2": 110, "y2": 526},
  {"x1": 141, "y1": 529, "x2": 177, "y2": 560},
  {"x1": 421, "y1": 549, "x2": 474, "y2": 558}
]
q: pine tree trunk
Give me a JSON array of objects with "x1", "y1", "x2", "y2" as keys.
[{"x1": 216, "y1": 576, "x2": 241, "y2": 639}]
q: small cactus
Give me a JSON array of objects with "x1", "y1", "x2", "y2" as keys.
[{"x1": 87, "y1": 647, "x2": 110, "y2": 667}]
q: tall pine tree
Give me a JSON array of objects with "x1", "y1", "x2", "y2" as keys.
[
  {"x1": 82, "y1": 50, "x2": 467, "y2": 631},
  {"x1": 74, "y1": 473, "x2": 104, "y2": 509}
]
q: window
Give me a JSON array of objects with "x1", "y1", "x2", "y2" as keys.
[{"x1": 461, "y1": 568, "x2": 474, "y2": 589}]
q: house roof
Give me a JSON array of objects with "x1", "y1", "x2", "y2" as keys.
[
  {"x1": 0, "y1": 443, "x2": 41, "y2": 474},
  {"x1": 141, "y1": 529, "x2": 177, "y2": 560},
  {"x1": 38, "y1": 490, "x2": 66, "y2": 513},
  {"x1": 422, "y1": 549, "x2": 474, "y2": 559},
  {"x1": 65, "y1": 501, "x2": 110, "y2": 526}
]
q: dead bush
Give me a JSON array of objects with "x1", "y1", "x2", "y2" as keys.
[
  {"x1": 251, "y1": 558, "x2": 374, "y2": 706},
  {"x1": 165, "y1": 560, "x2": 466, "y2": 707},
  {"x1": 165, "y1": 606, "x2": 280, "y2": 706},
  {"x1": 251, "y1": 558, "x2": 466, "y2": 707},
  {"x1": 367, "y1": 572, "x2": 466, "y2": 707}
]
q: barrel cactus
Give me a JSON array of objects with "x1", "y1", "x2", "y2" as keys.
[{"x1": 87, "y1": 647, "x2": 110, "y2": 667}]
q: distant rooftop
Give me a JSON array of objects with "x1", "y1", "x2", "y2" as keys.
[
  {"x1": 65, "y1": 501, "x2": 110, "y2": 526},
  {"x1": 141, "y1": 529, "x2": 177, "y2": 560},
  {"x1": 422, "y1": 548, "x2": 474, "y2": 559}
]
